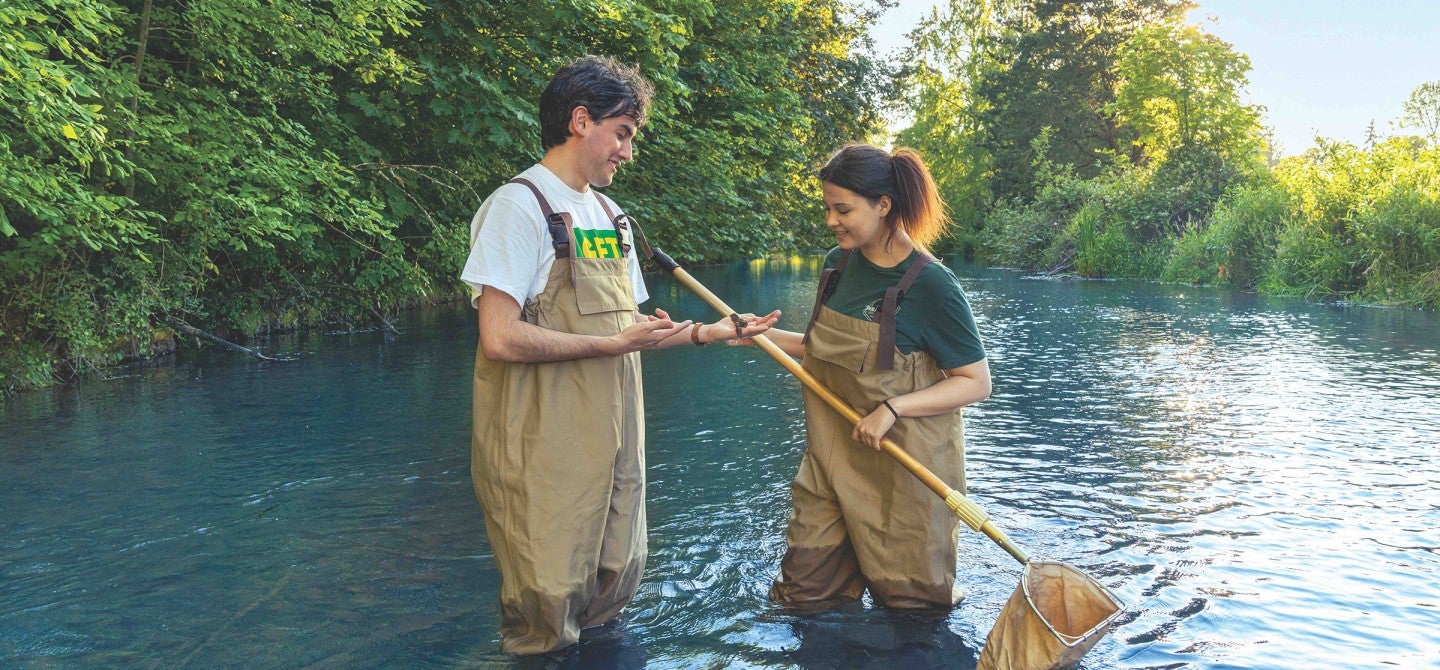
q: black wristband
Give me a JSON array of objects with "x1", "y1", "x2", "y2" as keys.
[{"x1": 881, "y1": 399, "x2": 900, "y2": 420}]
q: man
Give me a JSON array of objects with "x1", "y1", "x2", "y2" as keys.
[{"x1": 460, "y1": 55, "x2": 778, "y2": 655}]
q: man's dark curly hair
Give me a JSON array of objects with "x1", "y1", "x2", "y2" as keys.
[{"x1": 539, "y1": 55, "x2": 654, "y2": 150}]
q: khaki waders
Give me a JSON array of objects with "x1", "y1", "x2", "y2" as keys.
[
  {"x1": 472, "y1": 180, "x2": 645, "y2": 654},
  {"x1": 771, "y1": 252, "x2": 966, "y2": 610}
]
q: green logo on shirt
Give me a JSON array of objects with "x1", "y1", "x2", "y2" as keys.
[{"x1": 574, "y1": 229, "x2": 623, "y2": 259}]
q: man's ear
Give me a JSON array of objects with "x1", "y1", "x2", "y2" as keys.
[{"x1": 570, "y1": 106, "x2": 592, "y2": 136}]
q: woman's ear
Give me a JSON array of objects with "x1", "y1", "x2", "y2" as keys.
[{"x1": 876, "y1": 195, "x2": 892, "y2": 218}]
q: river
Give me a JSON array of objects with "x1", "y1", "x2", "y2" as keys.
[{"x1": 3, "y1": 257, "x2": 1438, "y2": 669}]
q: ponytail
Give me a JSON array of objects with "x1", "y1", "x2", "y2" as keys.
[{"x1": 888, "y1": 148, "x2": 948, "y2": 250}]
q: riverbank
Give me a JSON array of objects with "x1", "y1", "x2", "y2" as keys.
[
  {"x1": 7, "y1": 245, "x2": 1436, "y2": 400},
  {"x1": 0, "y1": 293, "x2": 461, "y2": 399}
]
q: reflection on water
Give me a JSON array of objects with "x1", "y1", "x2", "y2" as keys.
[{"x1": 3, "y1": 258, "x2": 1439, "y2": 669}]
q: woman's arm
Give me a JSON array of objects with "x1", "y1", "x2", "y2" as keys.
[
  {"x1": 890, "y1": 358, "x2": 991, "y2": 417},
  {"x1": 730, "y1": 327, "x2": 806, "y2": 357},
  {"x1": 851, "y1": 358, "x2": 991, "y2": 450}
]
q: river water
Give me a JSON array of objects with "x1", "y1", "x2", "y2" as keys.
[{"x1": 3, "y1": 257, "x2": 1438, "y2": 669}]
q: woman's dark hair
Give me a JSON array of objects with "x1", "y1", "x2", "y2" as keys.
[
  {"x1": 818, "y1": 143, "x2": 949, "y2": 250},
  {"x1": 539, "y1": 55, "x2": 654, "y2": 150}
]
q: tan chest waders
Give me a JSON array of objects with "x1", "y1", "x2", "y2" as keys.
[
  {"x1": 771, "y1": 251, "x2": 968, "y2": 609},
  {"x1": 471, "y1": 179, "x2": 645, "y2": 654}
]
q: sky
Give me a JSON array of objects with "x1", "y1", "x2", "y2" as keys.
[{"x1": 868, "y1": 0, "x2": 1440, "y2": 156}]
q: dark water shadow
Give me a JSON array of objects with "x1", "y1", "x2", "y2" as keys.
[
  {"x1": 785, "y1": 606, "x2": 978, "y2": 670},
  {"x1": 296, "y1": 610, "x2": 646, "y2": 670},
  {"x1": 509, "y1": 618, "x2": 647, "y2": 670}
]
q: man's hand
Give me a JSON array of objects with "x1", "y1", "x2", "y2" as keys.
[
  {"x1": 609, "y1": 308, "x2": 692, "y2": 354},
  {"x1": 481, "y1": 288, "x2": 693, "y2": 362}
]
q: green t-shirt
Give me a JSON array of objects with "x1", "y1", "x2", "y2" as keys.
[{"x1": 820, "y1": 247, "x2": 986, "y2": 369}]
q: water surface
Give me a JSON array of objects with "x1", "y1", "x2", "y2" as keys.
[{"x1": 3, "y1": 258, "x2": 1438, "y2": 668}]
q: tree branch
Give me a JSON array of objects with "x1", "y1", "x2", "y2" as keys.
[
  {"x1": 168, "y1": 319, "x2": 279, "y2": 361},
  {"x1": 368, "y1": 305, "x2": 401, "y2": 337},
  {"x1": 125, "y1": 0, "x2": 154, "y2": 199}
]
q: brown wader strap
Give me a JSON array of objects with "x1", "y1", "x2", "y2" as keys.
[
  {"x1": 619, "y1": 209, "x2": 657, "y2": 261},
  {"x1": 875, "y1": 254, "x2": 934, "y2": 371},
  {"x1": 594, "y1": 193, "x2": 631, "y2": 257},
  {"x1": 803, "y1": 250, "x2": 854, "y2": 344},
  {"x1": 509, "y1": 178, "x2": 578, "y2": 287}
]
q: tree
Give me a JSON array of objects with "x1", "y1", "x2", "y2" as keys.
[
  {"x1": 623, "y1": 0, "x2": 890, "y2": 260},
  {"x1": 2, "y1": 0, "x2": 892, "y2": 392},
  {"x1": 896, "y1": 0, "x2": 1019, "y2": 252},
  {"x1": 1105, "y1": 17, "x2": 1266, "y2": 234},
  {"x1": 1108, "y1": 19, "x2": 1264, "y2": 164},
  {"x1": 1, "y1": 0, "x2": 155, "y2": 388},
  {"x1": 1399, "y1": 80, "x2": 1440, "y2": 142},
  {"x1": 971, "y1": 0, "x2": 1193, "y2": 201}
]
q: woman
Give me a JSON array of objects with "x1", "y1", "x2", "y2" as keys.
[{"x1": 756, "y1": 143, "x2": 991, "y2": 610}]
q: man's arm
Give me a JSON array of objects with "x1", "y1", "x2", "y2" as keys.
[{"x1": 478, "y1": 287, "x2": 693, "y2": 363}]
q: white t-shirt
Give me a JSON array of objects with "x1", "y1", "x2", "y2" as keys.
[{"x1": 460, "y1": 164, "x2": 649, "y2": 308}]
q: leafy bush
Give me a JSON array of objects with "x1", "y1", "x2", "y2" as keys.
[
  {"x1": 1164, "y1": 183, "x2": 1289, "y2": 287},
  {"x1": 1262, "y1": 138, "x2": 1440, "y2": 304},
  {"x1": 1352, "y1": 186, "x2": 1440, "y2": 306}
]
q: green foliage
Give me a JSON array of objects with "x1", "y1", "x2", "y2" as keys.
[
  {"x1": 0, "y1": 340, "x2": 53, "y2": 397},
  {"x1": 983, "y1": 137, "x2": 1170, "y2": 277},
  {"x1": 904, "y1": 1, "x2": 1435, "y2": 312},
  {"x1": 1069, "y1": 201, "x2": 1169, "y2": 278},
  {"x1": 1105, "y1": 17, "x2": 1265, "y2": 236},
  {"x1": 0, "y1": 0, "x2": 148, "y2": 252},
  {"x1": 1350, "y1": 186, "x2": 1440, "y2": 306},
  {"x1": 1138, "y1": 142, "x2": 1255, "y2": 236},
  {"x1": 1, "y1": 0, "x2": 159, "y2": 389},
  {"x1": 1, "y1": 0, "x2": 891, "y2": 394},
  {"x1": 1400, "y1": 80, "x2": 1440, "y2": 141},
  {"x1": 1163, "y1": 183, "x2": 1288, "y2": 287},
  {"x1": 972, "y1": 0, "x2": 1192, "y2": 202},
  {"x1": 981, "y1": 129, "x2": 1105, "y2": 269},
  {"x1": 11, "y1": 0, "x2": 1436, "y2": 396},
  {"x1": 1262, "y1": 138, "x2": 1440, "y2": 305},
  {"x1": 382, "y1": 0, "x2": 888, "y2": 265},
  {"x1": 1109, "y1": 19, "x2": 1264, "y2": 164},
  {"x1": 896, "y1": 0, "x2": 1010, "y2": 255}
]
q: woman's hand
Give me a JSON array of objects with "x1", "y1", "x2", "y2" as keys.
[
  {"x1": 703, "y1": 310, "x2": 780, "y2": 345},
  {"x1": 852, "y1": 404, "x2": 897, "y2": 451}
]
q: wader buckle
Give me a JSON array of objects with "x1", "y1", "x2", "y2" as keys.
[{"x1": 546, "y1": 213, "x2": 571, "y2": 258}]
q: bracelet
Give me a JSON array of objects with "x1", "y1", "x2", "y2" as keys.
[
  {"x1": 691, "y1": 322, "x2": 707, "y2": 347},
  {"x1": 881, "y1": 399, "x2": 900, "y2": 420}
]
